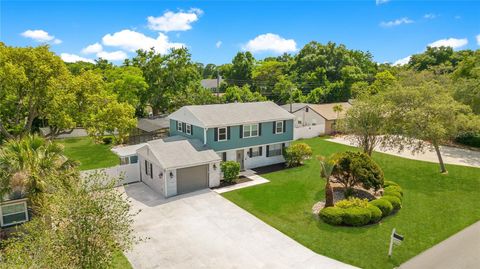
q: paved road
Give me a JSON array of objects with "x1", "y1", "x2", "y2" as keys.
[
  {"x1": 121, "y1": 183, "x2": 357, "y2": 269},
  {"x1": 327, "y1": 136, "x2": 480, "y2": 168},
  {"x1": 400, "y1": 221, "x2": 480, "y2": 269}
]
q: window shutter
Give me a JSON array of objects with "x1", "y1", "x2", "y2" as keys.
[
  {"x1": 227, "y1": 127, "x2": 231, "y2": 140},
  {"x1": 282, "y1": 143, "x2": 286, "y2": 154},
  {"x1": 214, "y1": 128, "x2": 218, "y2": 141},
  {"x1": 283, "y1": 120, "x2": 287, "y2": 133},
  {"x1": 182, "y1": 122, "x2": 186, "y2": 133},
  {"x1": 240, "y1": 125, "x2": 243, "y2": 138},
  {"x1": 144, "y1": 160, "x2": 147, "y2": 174},
  {"x1": 259, "y1": 146, "x2": 263, "y2": 156},
  {"x1": 272, "y1": 121, "x2": 276, "y2": 134},
  {"x1": 259, "y1": 123, "x2": 262, "y2": 136},
  {"x1": 150, "y1": 163, "x2": 153, "y2": 179},
  {"x1": 191, "y1": 125, "x2": 194, "y2": 135},
  {"x1": 266, "y1": 145, "x2": 270, "y2": 157},
  {"x1": 249, "y1": 148, "x2": 252, "y2": 157}
]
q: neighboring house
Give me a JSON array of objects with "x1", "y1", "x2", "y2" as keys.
[
  {"x1": 201, "y1": 76, "x2": 224, "y2": 92},
  {"x1": 128, "y1": 116, "x2": 169, "y2": 144},
  {"x1": 169, "y1": 101, "x2": 295, "y2": 170},
  {"x1": 281, "y1": 102, "x2": 352, "y2": 135},
  {"x1": 110, "y1": 101, "x2": 294, "y2": 197}
]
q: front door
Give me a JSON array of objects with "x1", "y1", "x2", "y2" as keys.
[{"x1": 236, "y1": 150, "x2": 244, "y2": 170}]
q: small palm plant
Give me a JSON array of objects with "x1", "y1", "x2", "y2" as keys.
[{"x1": 318, "y1": 155, "x2": 336, "y2": 207}]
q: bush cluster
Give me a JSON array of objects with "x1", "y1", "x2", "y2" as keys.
[
  {"x1": 284, "y1": 143, "x2": 313, "y2": 167},
  {"x1": 319, "y1": 181, "x2": 404, "y2": 226},
  {"x1": 455, "y1": 134, "x2": 480, "y2": 148},
  {"x1": 220, "y1": 161, "x2": 240, "y2": 183}
]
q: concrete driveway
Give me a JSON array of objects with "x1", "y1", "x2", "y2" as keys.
[{"x1": 121, "y1": 183, "x2": 356, "y2": 269}]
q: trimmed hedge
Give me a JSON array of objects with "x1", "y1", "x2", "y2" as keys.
[
  {"x1": 384, "y1": 185, "x2": 403, "y2": 196},
  {"x1": 342, "y1": 207, "x2": 372, "y2": 226},
  {"x1": 384, "y1": 180, "x2": 399, "y2": 187},
  {"x1": 455, "y1": 134, "x2": 480, "y2": 148},
  {"x1": 383, "y1": 195, "x2": 402, "y2": 210},
  {"x1": 370, "y1": 199, "x2": 393, "y2": 217},
  {"x1": 384, "y1": 190, "x2": 402, "y2": 201},
  {"x1": 319, "y1": 207, "x2": 344, "y2": 225},
  {"x1": 367, "y1": 204, "x2": 383, "y2": 223}
]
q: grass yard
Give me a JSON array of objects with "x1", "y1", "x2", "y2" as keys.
[
  {"x1": 111, "y1": 251, "x2": 133, "y2": 269},
  {"x1": 222, "y1": 137, "x2": 480, "y2": 269},
  {"x1": 59, "y1": 137, "x2": 119, "y2": 170}
]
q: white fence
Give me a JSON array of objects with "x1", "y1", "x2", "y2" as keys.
[
  {"x1": 294, "y1": 125, "x2": 325, "y2": 140},
  {"x1": 81, "y1": 163, "x2": 140, "y2": 186}
]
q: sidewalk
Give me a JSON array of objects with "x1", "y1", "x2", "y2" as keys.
[
  {"x1": 399, "y1": 221, "x2": 480, "y2": 269},
  {"x1": 213, "y1": 174, "x2": 270, "y2": 194}
]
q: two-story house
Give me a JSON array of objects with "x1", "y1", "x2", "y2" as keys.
[
  {"x1": 168, "y1": 101, "x2": 295, "y2": 170},
  {"x1": 111, "y1": 101, "x2": 294, "y2": 198}
]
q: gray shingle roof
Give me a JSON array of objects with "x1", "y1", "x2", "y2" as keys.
[
  {"x1": 142, "y1": 136, "x2": 220, "y2": 169},
  {"x1": 168, "y1": 101, "x2": 295, "y2": 128},
  {"x1": 137, "y1": 117, "x2": 170, "y2": 132},
  {"x1": 280, "y1": 103, "x2": 309, "y2": 113}
]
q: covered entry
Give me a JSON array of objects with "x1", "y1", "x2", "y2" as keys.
[{"x1": 177, "y1": 164, "x2": 209, "y2": 195}]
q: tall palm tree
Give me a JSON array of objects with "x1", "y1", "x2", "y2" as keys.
[{"x1": 0, "y1": 135, "x2": 77, "y2": 210}]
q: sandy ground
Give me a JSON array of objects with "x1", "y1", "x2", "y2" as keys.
[{"x1": 327, "y1": 136, "x2": 480, "y2": 168}]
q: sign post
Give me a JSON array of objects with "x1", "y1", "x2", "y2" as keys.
[{"x1": 388, "y1": 228, "x2": 404, "y2": 258}]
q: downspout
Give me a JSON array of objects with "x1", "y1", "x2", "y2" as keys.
[{"x1": 204, "y1": 128, "x2": 207, "y2": 145}]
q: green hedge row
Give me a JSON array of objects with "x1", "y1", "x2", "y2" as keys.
[{"x1": 319, "y1": 181, "x2": 404, "y2": 226}]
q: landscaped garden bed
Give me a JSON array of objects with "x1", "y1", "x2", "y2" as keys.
[{"x1": 222, "y1": 137, "x2": 480, "y2": 269}]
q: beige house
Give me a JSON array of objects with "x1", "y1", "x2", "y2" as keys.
[{"x1": 281, "y1": 102, "x2": 352, "y2": 135}]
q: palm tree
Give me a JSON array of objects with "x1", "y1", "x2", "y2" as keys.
[
  {"x1": 0, "y1": 135, "x2": 77, "y2": 210},
  {"x1": 332, "y1": 104, "x2": 343, "y2": 133},
  {"x1": 318, "y1": 155, "x2": 336, "y2": 207}
]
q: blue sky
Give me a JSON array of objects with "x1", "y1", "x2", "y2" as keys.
[{"x1": 1, "y1": 1, "x2": 479, "y2": 65}]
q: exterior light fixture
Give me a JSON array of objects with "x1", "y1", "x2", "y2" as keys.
[
  {"x1": 213, "y1": 164, "x2": 217, "y2": 170},
  {"x1": 169, "y1": 172, "x2": 174, "y2": 178}
]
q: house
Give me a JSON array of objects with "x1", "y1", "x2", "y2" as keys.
[
  {"x1": 111, "y1": 101, "x2": 294, "y2": 197},
  {"x1": 168, "y1": 101, "x2": 295, "y2": 170},
  {"x1": 128, "y1": 116, "x2": 169, "y2": 144},
  {"x1": 201, "y1": 76, "x2": 224, "y2": 91},
  {"x1": 281, "y1": 102, "x2": 352, "y2": 135}
]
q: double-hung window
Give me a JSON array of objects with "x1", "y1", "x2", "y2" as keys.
[
  {"x1": 218, "y1": 127, "x2": 227, "y2": 141},
  {"x1": 275, "y1": 121, "x2": 284, "y2": 134},
  {"x1": 243, "y1": 124, "x2": 258, "y2": 138},
  {"x1": 1, "y1": 201, "x2": 28, "y2": 227},
  {"x1": 249, "y1": 147, "x2": 262, "y2": 158},
  {"x1": 177, "y1": 121, "x2": 183, "y2": 132},
  {"x1": 268, "y1": 144, "x2": 283, "y2": 157},
  {"x1": 186, "y1": 124, "x2": 192, "y2": 135}
]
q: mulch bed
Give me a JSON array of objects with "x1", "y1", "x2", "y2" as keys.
[
  {"x1": 252, "y1": 163, "x2": 287, "y2": 174},
  {"x1": 213, "y1": 176, "x2": 252, "y2": 189}
]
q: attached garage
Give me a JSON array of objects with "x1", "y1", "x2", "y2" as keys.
[
  {"x1": 177, "y1": 164, "x2": 209, "y2": 195},
  {"x1": 137, "y1": 136, "x2": 221, "y2": 198}
]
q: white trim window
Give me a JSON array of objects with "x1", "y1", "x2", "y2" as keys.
[
  {"x1": 243, "y1": 124, "x2": 258, "y2": 138},
  {"x1": 186, "y1": 124, "x2": 192, "y2": 135},
  {"x1": 275, "y1": 121, "x2": 284, "y2": 134},
  {"x1": 268, "y1": 144, "x2": 283, "y2": 157},
  {"x1": 218, "y1": 127, "x2": 227, "y2": 141},
  {"x1": 120, "y1": 155, "x2": 138, "y2": 165},
  {"x1": 1, "y1": 201, "x2": 28, "y2": 227},
  {"x1": 177, "y1": 121, "x2": 183, "y2": 132}
]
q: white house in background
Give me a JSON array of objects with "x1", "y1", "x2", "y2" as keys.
[{"x1": 281, "y1": 102, "x2": 352, "y2": 135}]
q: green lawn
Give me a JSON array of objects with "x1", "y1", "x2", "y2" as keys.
[
  {"x1": 112, "y1": 251, "x2": 132, "y2": 269},
  {"x1": 59, "y1": 137, "x2": 119, "y2": 170},
  {"x1": 223, "y1": 137, "x2": 480, "y2": 269}
]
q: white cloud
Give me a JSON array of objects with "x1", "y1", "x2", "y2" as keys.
[
  {"x1": 393, "y1": 55, "x2": 411, "y2": 66},
  {"x1": 82, "y1": 43, "x2": 103, "y2": 54},
  {"x1": 376, "y1": 0, "x2": 390, "y2": 5},
  {"x1": 60, "y1": 53, "x2": 94, "y2": 63},
  {"x1": 380, "y1": 17, "x2": 414, "y2": 27},
  {"x1": 424, "y1": 13, "x2": 437, "y2": 19},
  {"x1": 97, "y1": 50, "x2": 128, "y2": 61},
  {"x1": 147, "y1": 8, "x2": 203, "y2": 32},
  {"x1": 244, "y1": 33, "x2": 297, "y2": 54},
  {"x1": 215, "y1": 41, "x2": 222, "y2": 48},
  {"x1": 476, "y1": 34, "x2": 480, "y2": 45},
  {"x1": 428, "y1": 38, "x2": 468, "y2": 49},
  {"x1": 21, "y1": 29, "x2": 61, "y2": 44},
  {"x1": 102, "y1": 29, "x2": 184, "y2": 54}
]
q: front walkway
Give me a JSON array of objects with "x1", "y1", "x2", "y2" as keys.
[
  {"x1": 399, "y1": 221, "x2": 480, "y2": 269},
  {"x1": 121, "y1": 183, "x2": 357, "y2": 269},
  {"x1": 327, "y1": 136, "x2": 480, "y2": 168}
]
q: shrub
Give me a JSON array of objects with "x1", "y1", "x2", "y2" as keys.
[
  {"x1": 455, "y1": 134, "x2": 480, "y2": 148},
  {"x1": 342, "y1": 207, "x2": 371, "y2": 226},
  {"x1": 284, "y1": 143, "x2": 313, "y2": 167},
  {"x1": 220, "y1": 161, "x2": 240, "y2": 183},
  {"x1": 384, "y1": 190, "x2": 402, "y2": 201},
  {"x1": 331, "y1": 151, "x2": 384, "y2": 192},
  {"x1": 384, "y1": 180, "x2": 399, "y2": 187},
  {"x1": 335, "y1": 197, "x2": 369, "y2": 209},
  {"x1": 319, "y1": 207, "x2": 344, "y2": 225},
  {"x1": 383, "y1": 195, "x2": 402, "y2": 210},
  {"x1": 102, "y1": 136, "x2": 113, "y2": 144},
  {"x1": 370, "y1": 199, "x2": 393, "y2": 217},
  {"x1": 367, "y1": 204, "x2": 382, "y2": 223},
  {"x1": 384, "y1": 185, "x2": 403, "y2": 196}
]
